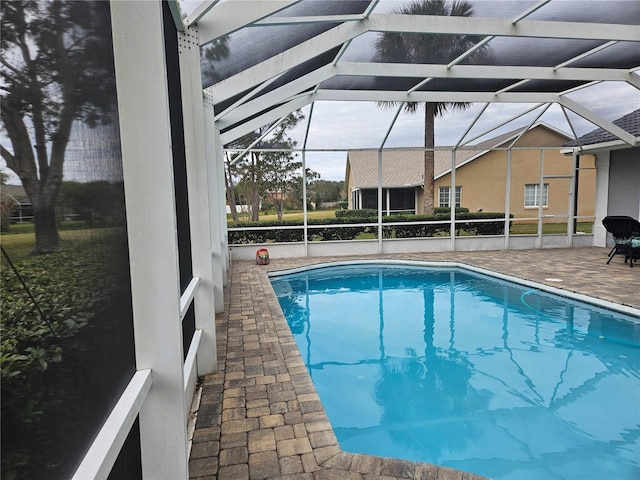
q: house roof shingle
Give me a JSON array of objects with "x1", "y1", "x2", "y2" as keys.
[
  {"x1": 564, "y1": 109, "x2": 640, "y2": 147},
  {"x1": 347, "y1": 123, "x2": 571, "y2": 188},
  {"x1": 1, "y1": 184, "x2": 29, "y2": 203}
]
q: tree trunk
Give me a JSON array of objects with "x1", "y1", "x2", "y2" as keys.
[
  {"x1": 423, "y1": 102, "x2": 436, "y2": 215},
  {"x1": 250, "y1": 152, "x2": 261, "y2": 221},
  {"x1": 224, "y1": 156, "x2": 238, "y2": 222},
  {"x1": 423, "y1": 287, "x2": 436, "y2": 357},
  {"x1": 250, "y1": 189, "x2": 260, "y2": 222},
  {"x1": 276, "y1": 194, "x2": 284, "y2": 221},
  {"x1": 32, "y1": 201, "x2": 60, "y2": 253}
]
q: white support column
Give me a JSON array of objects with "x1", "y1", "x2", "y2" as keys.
[
  {"x1": 377, "y1": 149, "x2": 383, "y2": 253},
  {"x1": 567, "y1": 152, "x2": 578, "y2": 248},
  {"x1": 302, "y1": 150, "x2": 309, "y2": 257},
  {"x1": 178, "y1": 27, "x2": 217, "y2": 374},
  {"x1": 537, "y1": 149, "x2": 545, "y2": 248},
  {"x1": 215, "y1": 126, "x2": 230, "y2": 279},
  {"x1": 110, "y1": 2, "x2": 188, "y2": 478},
  {"x1": 386, "y1": 189, "x2": 390, "y2": 216},
  {"x1": 204, "y1": 110, "x2": 229, "y2": 306},
  {"x1": 504, "y1": 150, "x2": 512, "y2": 248},
  {"x1": 593, "y1": 152, "x2": 611, "y2": 247},
  {"x1": 450, "y1": 149, "x2": 457, "y2": 251},
  {"x1": 204, "y1": 105, "x2": 226, "y2": 310}
]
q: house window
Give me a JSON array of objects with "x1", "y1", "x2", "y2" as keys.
[
  {"x1": 438, "y1": 186, "x2": 461, "y2": 207},
  {"x1": 389, "y1": 188, "x2": 415, "y2": 213},
  {"x1": 524, "y1": 183, "x2": 548, "y2": 207},
  {"x1": 361, "y1": 189, "x2": 379, "y2": 210}
]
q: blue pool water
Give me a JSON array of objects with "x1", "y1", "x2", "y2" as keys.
[{"x1": 270, "y1": 263, "x2": 640, "y2": 480}]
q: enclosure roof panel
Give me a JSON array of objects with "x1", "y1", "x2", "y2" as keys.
[{"x1": 189, "y1": 0, "x2": 640, "y2": 147}]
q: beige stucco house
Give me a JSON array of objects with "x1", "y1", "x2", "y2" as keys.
[{"x1": 345, "y1": 123, "x2": 596, "y2": 223}]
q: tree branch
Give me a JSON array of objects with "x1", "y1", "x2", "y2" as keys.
[{"x1": 1, "y1": 144, "x2": 15, "y2": 167}]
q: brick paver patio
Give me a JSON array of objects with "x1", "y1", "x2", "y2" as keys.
[{"x1": 189, "y1": 247, "x2": 639, "y2": 480}]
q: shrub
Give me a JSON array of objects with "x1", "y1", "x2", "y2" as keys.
[
  {"x1": 228, "y1": 211, "x2": 510, "y2": 243},
  {"x1": 433, "y1": 207, "x2": 470, "y2": 214},
  {"x1": 335, "y1": 209, "x2": 378, "y2": 219},
  {"x1": 1, "y1": 234, "x2": 131, "y2": 478}
]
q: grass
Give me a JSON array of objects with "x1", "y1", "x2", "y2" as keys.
[
  {"x1": 1, "y1": 226, "x2": 116, "y2": 265},
  {"x1": 228, "y1": 209, "x2": 337, "y2": 223},
  {"x1": 510, "y1": 222, "x2": 593, "y2": 235},
  {"x1": 1, "y1": 220, "x2": 87, "y2": 235}
]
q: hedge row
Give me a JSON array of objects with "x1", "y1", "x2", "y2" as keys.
[{"x1": 228, "y1": 211, "x2": 511, "y2": 244}]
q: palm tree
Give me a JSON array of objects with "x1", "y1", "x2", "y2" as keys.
[{"x1": 375, "y1": 0, "x2": 489, "y2": 214}]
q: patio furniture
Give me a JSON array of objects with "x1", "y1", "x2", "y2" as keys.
[{"x1": 602, "y1": 216, "x2": 640, "y2": 267}]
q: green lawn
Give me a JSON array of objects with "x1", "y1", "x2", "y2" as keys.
[
  {"x1": 1, "y1": 226, "x2": 116, "y2": 264},
  {"x1": 510, "y1": 222, "x2": 593, "y2": 235},
  {"x1": 228, "y1": 209, "x2": 337, "y2": 224}
]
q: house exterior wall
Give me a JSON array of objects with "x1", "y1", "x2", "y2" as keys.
[
  {"x1": 346, "y1": 128, "x2": 597, "y2": 221},
  {"x1": 346, "y1": 166, "x2": 355, "y2": 209},
  {"x1": 435, "y1": 149, "x2": 596, "y2": 223},
  {"x1": 607, "y1": 147, "x2": 640, "y2": 219}
]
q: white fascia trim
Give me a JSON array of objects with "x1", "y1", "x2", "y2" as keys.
[
  {"x1": 220, "y1": 94, "x2": 315, "y2": 144},
  {"x1": 197, "y1": 0, "x2": 303, "y2": 45},
  {"x1": 559, "y1": 96, "x2": 637, "y2": 145},
  {"x1": 560, "y1": 139, "x2": 640, "y2": 154},
  {"x1": 206, "y1": 20, "x2": 368, "y2": 102},
  {"x1": 216, "y1": 65, "x2": 335, "y2": 129},
  {"x1": 337, "y1": 62, "x2": 631, "y2": 83},
  {"x1": 372, "y1": 14, "x2": 640, "y2": 42}
]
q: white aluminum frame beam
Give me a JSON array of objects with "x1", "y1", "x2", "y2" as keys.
[
  {"x1": 217, "y1": 64, "x2": 334, "y2": 129},
  {"x1": 221, "y1": 94, "x2": 314, "y2": 144},
  {"x1": 204, "y1": 106, "x2": 227, "y2": 311},
  {"x1": 197, "y1": 0, "x2": 302, "y2": 45},
  {"x1": 217, "y1": 62, "x2": 630, "y2": 130},
  {"x1": 184, "y1": 0, "x2": 221, "y2": 28},
  {"x1": 166, "y1": 0, "x2": 185, "y2": 32},
  {"x1": 372, "y1": 14, "x2": 640, "y2": 41},
  {"x1": 205, "y1": 19, "x2": 369, "y2": 102},
  {"x1": 314, "y1": 89, "x2": 562, "y2": 103},
  {"x1": 558, "y1": 96, "x2": 637, "y2": 146},
  {"x1": 72, "y1": 370, "x2": 153, "y2": 480},
  {"x1": 336, "y1": 63, "x2": 631, "y2": 83}
]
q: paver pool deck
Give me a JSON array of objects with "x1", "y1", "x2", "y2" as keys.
[{"x1": 188, "y1": 247, "x2": 639, "y2": 480}]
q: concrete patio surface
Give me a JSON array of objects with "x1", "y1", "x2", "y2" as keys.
[{"x1": 188, "y1": 247, "x2": 639, "y2": 480}]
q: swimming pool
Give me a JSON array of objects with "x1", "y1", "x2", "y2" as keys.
[{"x1": 270, "y1": 262, "x2": 640, "y2": 480}]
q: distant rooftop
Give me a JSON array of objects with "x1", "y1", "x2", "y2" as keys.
[
  {"x1": 564, "y1": 108, "x2": 640, "y2": 147},
  {"x1": 347, "y1": 123, "x2": 570, "y2": 188}
]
